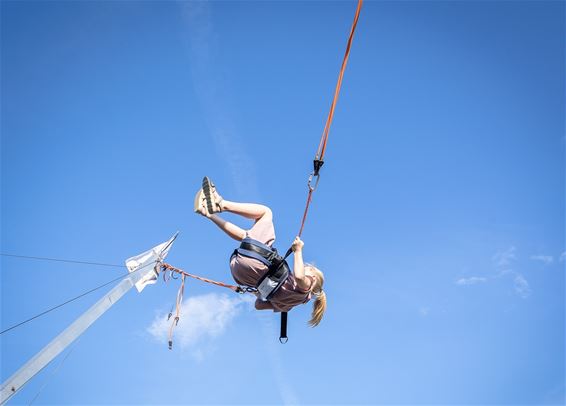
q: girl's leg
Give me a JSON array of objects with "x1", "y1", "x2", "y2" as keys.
[
  {"x1": 220, "y1": 201, "x2": 276, "y2": 246},
  {"x1": 197, "y1": 180, "x2": 272, "y2": 241},
  {"x1": 202, "y1": 201, "x2": 273, "y2": 242},
  {"x1": 220, "y1": 200, "x2": 272, "y2": 221},
  {"x1": 201, "y1": 177, "x2": 270, "y2": 221}
]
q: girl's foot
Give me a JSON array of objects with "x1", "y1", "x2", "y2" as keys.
[{"x1": 202, "y1": 176, "x2": 224, "y2": 214}]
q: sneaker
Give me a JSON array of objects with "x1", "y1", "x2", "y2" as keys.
[
  {"x1": 202, "y1": 176, "x2": 224, "y2": 214},
  {"x1": 193, "y1": 188, "x2": 208, "y2": 216}
]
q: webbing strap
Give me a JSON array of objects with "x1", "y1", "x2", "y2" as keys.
[
  {"x1": 236, "y1": 238, "x2": 280, "y2": 267},
  {"x1": 240, "y1": 237, "x2": 274, "y2": 253},
  {"x1": 235, "y1": 248, "x2": 272, "y2": 267},
  {"x1": 168, "y1": 274, "x2": 185, "y2": 350},
  {"x1": 280, "y1": 312, "x2": 288, "y2": 343}
]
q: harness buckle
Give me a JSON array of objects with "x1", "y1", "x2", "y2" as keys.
[
  {"x1": 237, "y1": 286, "x2": 257, "y2": 295},
  {"x1": 266, "y1": 251, "x2": 279, "y2": 263}
]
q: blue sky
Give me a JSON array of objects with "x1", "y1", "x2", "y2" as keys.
[{"x1": 1, "y1": 0, "x2": 564, "y2": 404}]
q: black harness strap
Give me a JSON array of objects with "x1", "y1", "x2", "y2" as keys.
[
  {"x1": 233, "y1": 238, "x2": 295, "y2": 344},
  {"x1": 239, "y1": 240, "x2": 278, "y2": 262},
  {"x1": 279, "y1": 250, "x2": 292, "y2": 344},
  {"x1": 280, "y1": 312, "x2": 288, "y2": 343}
]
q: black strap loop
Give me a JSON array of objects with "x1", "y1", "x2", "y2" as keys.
[{"x1": 279, "y1": 312, "x2": 288, "y2": 344}]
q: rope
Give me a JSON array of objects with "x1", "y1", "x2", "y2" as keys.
[
  {"x1": 0, "y1": 253, "x2": 124, "y2": 268},
  {"x1": 0, "y1": 256, "x2": 241, "y2": 339},
  {"x1": 316, "y1": 0, "x2": 363, "y2": 162},
  {"x1": 298, "y1": 188, "x2": 314, "y2": 238},
  {"x1": 161, "y1": 263, "x2": 242, "y2": 293},
  {"x1": 28, "y1": 338, "x2": 80, "y2": 405},
  {"x1": 298, "y1": 0, "x2": 363, "y2": 238},
  {"x1": 0, "y1": 261, "x2": 157, "y2": 335}
]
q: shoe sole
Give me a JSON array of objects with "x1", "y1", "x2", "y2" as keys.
[{"x1": 202, "y1": 176, "x2": 216, "y2": 214}]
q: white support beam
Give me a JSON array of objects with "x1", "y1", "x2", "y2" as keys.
[{"x1": 0, "y1": 234, "x2": 177, "y2": 404}]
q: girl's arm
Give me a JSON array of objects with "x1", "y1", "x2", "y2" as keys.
[
  {"x1": 207, "y1": 214, "x2": 246, "y2": 241},
  {"x1": 292, "y1": 237, "x2": 311, "y2": 291}
]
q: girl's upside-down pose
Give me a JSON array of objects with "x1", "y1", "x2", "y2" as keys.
[{"x1": 194, "y1": 177, "x2": 326, "y2": 326}]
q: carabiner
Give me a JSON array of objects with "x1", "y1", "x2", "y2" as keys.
[{"x1": 307, "y1": 172, "x2": 321, "y2": 192}]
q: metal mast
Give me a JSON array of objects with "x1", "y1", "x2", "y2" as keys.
[{"x1": 0, "y1": 234, "x2": 177, "y2": 404}]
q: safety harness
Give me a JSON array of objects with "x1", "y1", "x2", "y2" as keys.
[
  {"x1": 232, "y1": 238, "x2": 292, "y2": 342},
  {"x1": 233, "y1": 238, "x2": 291, "y2": 300}
]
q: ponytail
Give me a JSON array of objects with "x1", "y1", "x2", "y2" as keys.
[
  {"x1": 308, "y1": 290, "x2": 327, "y2": 327},
  {"x1": 306, "y1": 265, "x2": 326, "y2": 327}
]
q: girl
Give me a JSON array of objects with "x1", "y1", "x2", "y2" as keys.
[{"x1": 194, "y1": 177, "x2": 326, "y2": 327}]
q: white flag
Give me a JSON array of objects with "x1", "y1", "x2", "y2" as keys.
[{"x1": 125, "y1": 233, "x2": 178, "y2": 292}]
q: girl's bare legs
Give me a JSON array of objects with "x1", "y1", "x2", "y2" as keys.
[
  {"x1": 201, "y1": 200, "x2": 272, "y2": 241},
  {"x1": 220, "y1": 200, "x2": 271, "y2": 221}
]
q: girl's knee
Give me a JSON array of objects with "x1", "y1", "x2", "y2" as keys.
[{"x1": 262, "y1": 207, "x2": 273, "y2": 219}]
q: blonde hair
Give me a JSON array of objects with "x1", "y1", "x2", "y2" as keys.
[{"x1": 306, "y1": 265, "x2": 326, "y2": 327}]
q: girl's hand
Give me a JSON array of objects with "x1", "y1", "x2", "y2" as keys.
[
  {"x1": 198, "y1": 205, "x2": 212, "y2": 218},
  {"x1": 292, "y1": 236, "x2": 304, "y2": 252}
]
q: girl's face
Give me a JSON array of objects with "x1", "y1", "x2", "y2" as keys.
[{"x1": 304, "y1": 266, "x2": 320, "y2": 291}]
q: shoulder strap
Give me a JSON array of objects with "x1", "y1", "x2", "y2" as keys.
[{"x1": 235, "y1": 248, "x2": 272, "y2": 267}]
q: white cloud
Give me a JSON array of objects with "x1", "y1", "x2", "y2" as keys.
[
  {"x1": 454, "y1": 247, "x2": 533, "y2": 299},
  {"x1": 559, "y1": 251, "x2": 566, "y2": 262},
  {"x1": 456, "y1": 276, "x2": 488, "y2": 285},
  {"x1": 147, "y1": 293, "x2": 246, "y2": 356},
  {"x1": 513, "y1": 274, "x2": 531, "y2": 299},
  {"x1": 530, "y1": 255, "x2": 554, "y2": 265},
  {"x1": 493, "y1": 246, "x2": 516, "y2": 269}
]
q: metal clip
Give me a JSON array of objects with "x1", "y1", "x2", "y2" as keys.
[{"x1": 307, "y1": 172, "x2": 321, "y2": 192}]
